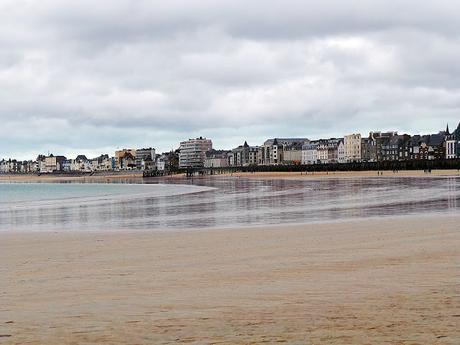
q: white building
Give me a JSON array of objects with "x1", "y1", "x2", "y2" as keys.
[
  {"x1": 302, "y1": 139, "x2": 344, "y2": 165},
  {"x1": 69, "y1": 155, "x2": 91, "y2": 172},
  {"x1": 338, "y1": 140, "x2": 346, "y2": 163},
  {"x1": 179, "y1": 137, "x2": 212, "y2": 168},
  {"x1": 0, "y1": 160, "x2": 7, "y2": 173},
  {"x1": 205, "y1": 150, "x2": 230, "y2": 168},
  {"x1": 41, "y1": 155, "x2": 66, "y2": 173},
  {"x1": 302, "y1": 142, "x2": 318, "y2": 165},
  {"x1": 344, "y1": 133, "x2": 362, "y2": 162},
  {"x1": 446, "y1": 138, "x2": 457, "y2": 159},
  {"x1": 156, "y1": 160, "x2": 165, "y2": 171},
  {"x1": 136, "y1": 148, "x2": 156, "y2": 170},
  {"x1": 156, "y1": 152, "x2": 179, "y2": 172},
  {"x1": 317, "y1": 142, "x2": 329, "y2": 163}
]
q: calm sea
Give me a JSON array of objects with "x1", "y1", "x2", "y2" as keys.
[{"x1": 0, "y1": 176, "x2": 459, "y2": 232}]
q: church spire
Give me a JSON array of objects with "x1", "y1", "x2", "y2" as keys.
[{"x1": 446, "y1": 123, "x2": 450, "y2": 135}]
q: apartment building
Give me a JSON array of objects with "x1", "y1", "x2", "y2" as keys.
[
  {"x1": 179, "y1": 137, "x2": 212, "y2": 168},
  {"x1": 135, "y1": 148, "x2": 156, "y2": 170},
  {"x1": 228, "y1": 142, "x2": 258, "y2": 167},
  {"x1": 260, "y1": 138, "x2": 309, "y2": 165},
  {"x1": 205, "y1": 149, "x2": 230, "y2": 168},
  {"x1": 344, "y1": 134, "x2": 362, "y2": 162}
]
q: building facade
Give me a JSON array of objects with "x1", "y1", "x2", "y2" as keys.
[
  {"x1": 157, "y1": 151, "x2": 179, "y2": 172},
  {"x1": 0, "y1": 159, "x2": 37, "y2": 173},
  {"x1": 301, "y1": 142, "x2": 318, "y2": 165},
  {"x1": 204, "y1": 149, "x2": 230, "y2": 168},
  {"x1": 260, "y1": 138, "x2": 309, "y2": 165},
  {"x1": 446, "y1": 123, "x2": 460, "y2": 159},
  {"x1": 179, "y1": 137, "x2": 212, "y2": 168},
  {"x1": 228, "y1": 142, "x2": 258, "y2": 167},
  {"x1": 135, "y1": 148, "x2": 156, "y2": 170},
  {"x1": 344, "y1": 134, "x2": 362, "y2": 162},
  {"x1": 301, "y1": 138, "x2": 342, "y2": 165},
  {"x1": 115, "y1": 149, "x2": 136, "y2": 170},
  {"x1": 41, "y1": 155, "x2": 67, "y2": 173}
]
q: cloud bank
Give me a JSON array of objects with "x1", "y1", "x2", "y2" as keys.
[{"x1": 1, "y1": 0, "x2": 459, "y2": 159}]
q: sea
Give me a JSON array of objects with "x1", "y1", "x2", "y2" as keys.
[{"x1": 0, "y1": 176, "x2": 459, "y2": 232}]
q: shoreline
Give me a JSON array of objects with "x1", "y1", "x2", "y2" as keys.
[
  {"x1": 214, "y1": 169, "x2": 460, "y2": 180},
  {"x1": 1, "y1": 214, "x2": 459, "y2": 344},
  {"x1": 2, "y1": 169, "x2": 460, "y2": 183},
  {"x1": 0, "y1": 172, "x2": 144, "y2": 183}
]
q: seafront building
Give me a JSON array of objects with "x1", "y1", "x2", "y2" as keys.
[
  {"x1": 92, "y1": 154, "x2": 115, "y2": 171},
  {"x1": 179, "y1": 137, "x2": 212, "y2": 168},
  {"x1": 411, "y1": 133, "x2": 446, "y2": 160},
  {"x1": 344, "y1": 134, "x2": 362, "y2": 162},
  {"x1": 445, "y1": 124, "x2": 460, "y2": 159},
  {"x1": 41, "y1": 155, "x2": 67, "y2": 173},
  {"x1": 135, "y1": 148, "x2": 156, "y2": 170},
  {"x1": 301, "y1": 142, "x2": 318, "y2": 165},
  {"x1": 1, "y1": 123, "x2": 460, "y2": 174},
  {"x1": 205, "y1": 149, "x2": 230, "y2": 168},
  {"x1": 361, "y1": 132, "x2": 395, "y2": 162},
  {"x1": 337, "y1": 140, "x2": 346, "y2": 163},
  {"x1": 156, "y1": 151, "x2": 179, "y2": 172},
  {"x1": 301, "y1": 138, "x2": 343, "y2": 165},
  {"x1": 281, "y1": 141, "x2": 304, "y2": 165},
  {"x1": 228, "y1": 142, "x2": 258, "y2": 167},
  {"x1": 446, "y1": 136, "x2": 457, "y2": 159},
  {"x1": 259, "y1": 138, "x2": 308, "y2": 165},
  {"x1": 361, "y1": 136, "x2": 376, "y2": 162},
  {"x1": 115, "y1": 149, "x2": 136, "y2": 170},
  {"x1": 0, "y1": 159, "x2": 36, "y2": 173}
]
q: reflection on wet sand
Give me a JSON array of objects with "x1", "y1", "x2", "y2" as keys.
[{"x1": 0, "y1": 176, "x2": 459, "y2": 232}]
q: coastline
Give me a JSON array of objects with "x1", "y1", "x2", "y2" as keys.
[
  {"x1": 0, "y1": 172, "x2": 145, "y2": 183},
  {"x1": 2, "y1": 169, "x2": 460, "y2": 183},
  {"x1": 215, "y1": 169, "x2": 460, "y2": 180},
  {"x1": 1, "y1": 214, "x2": 459, "y2": 344}
]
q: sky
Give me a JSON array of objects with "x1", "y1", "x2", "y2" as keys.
[{"x1": 1, "y1": 0, "x2": 460, "y2": 160}]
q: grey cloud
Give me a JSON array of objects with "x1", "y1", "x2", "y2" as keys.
[{"x1": 1, "y1": 0, "x2": 459, "y2": 159}]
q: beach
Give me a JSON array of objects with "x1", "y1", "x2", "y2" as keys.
[
  {"x1": 1, "y1": 215, "x2": 459, "y2": 344},
  {"x1": 2, "y1": 169, "x2": 460, "y2": 184},
  {"x1": 218, "y1": 169, "x2": 460, "y2": 180},
  {"x1": 0, "y1": 172, "x2": 144, "y2": 183}
]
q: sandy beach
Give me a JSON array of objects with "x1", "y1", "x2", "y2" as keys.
[
  {"x1": 0, "y1": 172, "x2": 144, "y2": 183},
  {"x1": 2, "y1": 169, "x2": 460, "y2": 184},
  {"x1": 1, "y1": 215, "x2": 459, "y2": 344},
  {"x1": 217, "y1": 169, "x2": 460, "y2": 180}
]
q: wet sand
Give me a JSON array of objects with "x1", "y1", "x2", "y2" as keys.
[
  {"x1": 1, "y1": 215, "x2": 459, "y2": 344},
  {"x1": 218, "y1": 169, "x2": 460, "y2": 180},
  {"x1": 0, "y1": 172, "x2": 144, "y2": 183}
]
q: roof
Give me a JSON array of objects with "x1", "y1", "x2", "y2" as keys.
[
  {"x1": 121, "y1": 152, "x2": 135, "y2": 160},
  {"x1": 302, "y1": 143, "x2": 318, "y2": 150},
  {"x1": 428, "y1": 133, "x2": 445, "y2": 146},
  {"x1": 455, "y1": 122, "x2": 460, "y2": 139},
  {"x1": 264, "y1": 138, "x2": 309, "y2": 146},
  {"x1": 411, "y1": 133, "x2": 445, "y2": 147},
  {"x1": 206, "y1": 149, "x2": 230, "y2": 159}
]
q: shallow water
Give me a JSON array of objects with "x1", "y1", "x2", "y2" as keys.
[{"x1": 0, "y1": 176, "x2": 459, "y2": 232}]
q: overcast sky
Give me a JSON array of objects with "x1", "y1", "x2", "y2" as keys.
[{"x1": 1, "y1": 0, "x2": 460, "y2": 159}]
